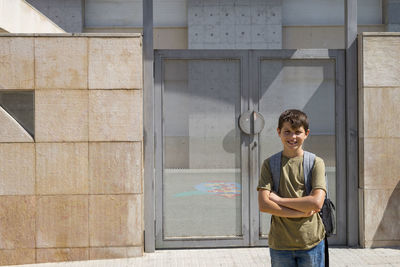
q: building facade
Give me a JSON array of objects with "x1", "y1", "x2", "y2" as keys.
[{"x1": 0, "y1": 0, "x2": 399, "y2": 265}]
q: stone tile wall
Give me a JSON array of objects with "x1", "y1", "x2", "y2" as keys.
[
  {"x1": 359, "y1": 33, "x2": 400, "y2": 248},
  {"x1": 0, "y1": 34, "x2": 143, "y2": 265}
]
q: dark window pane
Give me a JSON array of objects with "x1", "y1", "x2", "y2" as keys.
[{"x1": 0, "y1": 91, "x2": 34, "y2": 137}]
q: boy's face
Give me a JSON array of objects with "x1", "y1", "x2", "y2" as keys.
[{"x1": 277, "y1": 122, "x2": 309, "y2": 154}]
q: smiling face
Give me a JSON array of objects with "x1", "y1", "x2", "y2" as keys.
[{"x1": 277, "y1": 121, "x2": 309, "y2": 157}]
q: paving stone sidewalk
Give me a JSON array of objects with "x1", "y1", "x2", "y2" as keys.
[{"x1": 7, "y1": 247, "x2": 400, "y2": 267}]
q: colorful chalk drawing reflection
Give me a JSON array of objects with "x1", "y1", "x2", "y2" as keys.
[{"x1": 174, "y1": 181, "x2": 241, "y2": 198}]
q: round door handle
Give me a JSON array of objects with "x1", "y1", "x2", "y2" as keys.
[
  {"x1": 253, "y1": 111, "x2": 265, "y2": 134},
  {"x1": 238, "y1": 111, "x2": 265, "y2": 135},
  {"x1": 238, "y1": 110, "x2": 252, "y2": 135}
]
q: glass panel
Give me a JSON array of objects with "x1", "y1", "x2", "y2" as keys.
[
  {"x1": 0, "y1": 91, "x2": 34, "y2": 137},
  {"x1": 258, "y1": 59, "x2": 336, "y2": 237},
  {"x1": 163, "y1": 59, "x2": 242, "y2": 238}
]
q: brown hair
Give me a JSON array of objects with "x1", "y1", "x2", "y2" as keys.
[{"x1": 278, "y1": 109, "x2": 309, "y2": 132}]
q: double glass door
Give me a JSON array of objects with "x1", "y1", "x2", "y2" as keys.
[{"x1": 154, "y1": 50, "x2": 346, "y2": 248}]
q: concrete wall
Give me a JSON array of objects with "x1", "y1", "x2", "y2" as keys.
[
  {"x1": 188, "y1": 0, "x2": 282, "y2": 49},
  {"x1": 0, "y1": 34, "x2": 143, "y2": 265},
  {"x1": 0, "y1": 0, "x2": 64, "y2": 33},
  {"x1": 25, "y1": 0, "x2": 84, "y2": 33},
  {"x1": 358, "y1": 32, "x2": 400, "y2": 248}
]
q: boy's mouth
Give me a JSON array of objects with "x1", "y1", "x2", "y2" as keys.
[{"x1": 287, "y1": 140, "x2": 298, "y2": 145}]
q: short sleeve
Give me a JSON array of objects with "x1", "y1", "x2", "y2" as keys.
[
  {"x1": 311, "y1": 156, "x2": 327, "y2": 193},
  {"x1": 257, "y1": 159, "x2": 273, "y2": 191}
]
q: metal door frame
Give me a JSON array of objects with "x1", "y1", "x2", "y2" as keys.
[
  {"x1": 154, "y1": 50, "x2": 251, "y2": 248},
  {"x1": 249, "y1": 49, "x2": 347, "y2": 246},
  {"x1": 154, "y1": 49, "x2": 347, "y2": 249}
]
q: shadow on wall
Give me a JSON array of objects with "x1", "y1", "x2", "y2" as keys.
[
  {"x1": 25, "y1": 0, "x2": 83, "y2": 32},
  {"x1": 372, "y1": 181, "x2": 400, "y2": 246}
]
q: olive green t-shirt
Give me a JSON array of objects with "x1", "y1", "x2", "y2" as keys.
[{"x1": 257, "y1": 154, "x2": 327, "y2": 250}]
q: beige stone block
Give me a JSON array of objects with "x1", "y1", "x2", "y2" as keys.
[
  {"x1": 36, "y1": 248, "x2": 89, "y2": 263},
  {"x1": 282, "y1": 27, "x2": 312, "y2": 49},
  {"x1": 363, "y1": 189, "x2": 400, "y2": 242},
  {"x1": 310, "y1": 27, "x2": 344, "y2": 49},
  {"x1": 89, "y1": 195, "x2": 142, "y2": 247},
  {"x1": 0, "y1": 249, "x2": 35, "y2": 265},
  {"x1": 0, "y1": 196, "x2": 35, "y2": 249},
  {"x1": 358, "y1": 25, "x2": 385, "y2": 33},
  {"x1": 0, "y1": 144, "x2": 35, "y2": 195},
  {"x1": 35, "y1": 90, "x2": 88, "y2": 142},
  {"x1": 361, "y1": 138, "x2": 400, "y2": 189},
  {"x1": 37, "y1": 195, "x2": 89, "y2": 248},
  {"x1": 154, "y1": 28, "x2": 188, "y2": 49},
  {"x1": 36, "y1": 143, "x2": 89, "y2": 195},
  {"x1": 35, "y1": 37, "x2": 88, "y2": 89},
  {"x1": 361, "y1": 87, "x2": 400, "y2": 138},
  {"x1": 88, "y1": 38, "x2": 142, "y2": 89},
  {"x1": 0, "y1": 106, "x2": 33, "y2": 143},
  {"x1": 363, "y1": 36, "x2": 400, "y2": 87},
  {"x1": 0, "y1": 37, "x2": 34, "y2": 89},
  {"x1": 89, "y1": 142, "x2": 142, "y2": 194},
  {"x1": 89, "y1": 90, "x2": 142, "y2": 141},
  {"x1": 90, "y1": 246, "x2": 143, "y2": 260}
]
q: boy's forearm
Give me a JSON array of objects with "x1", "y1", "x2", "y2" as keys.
[
  {"x1": 273, "y1": 196, "x2": 319, "y2": 213},
  {"x1": 258, "y1": 190, "x2": 314, "y2": 218},
  {"x1": 259, "y1": 200, "x2": 313, "y2": 218},
  {"x1": 270, "y1": 189, "x2": 325, "y2": 213}
]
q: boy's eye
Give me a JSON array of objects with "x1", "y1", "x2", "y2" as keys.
[{"x1": 295, "y1": 131, "x2": 302, "y2": 135}]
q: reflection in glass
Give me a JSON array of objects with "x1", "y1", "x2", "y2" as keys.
[
  {"x1": 258, "y1": 59, "x2": 337, "y2": 237},
  {"x1": 0, "y1": 91, "x2": 34, "y2": 137},
  {"x1": 163, "y1": 59, "x2": 242, "y2": 238}
]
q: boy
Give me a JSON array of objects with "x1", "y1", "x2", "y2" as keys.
[{"x1": 258, "y1": 109, "x2": 327, "y2": 267}]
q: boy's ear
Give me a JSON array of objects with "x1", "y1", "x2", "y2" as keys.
[
  {"x1": 277, "y1": 128, "x2": 281, "y2": 135},
  {"x1": 305, "y1": 129, "x2": 310, "y2": 137}
]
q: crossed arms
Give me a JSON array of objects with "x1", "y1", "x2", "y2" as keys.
[{"x1": 258, "y1": 189, "x2": 325, "y2": 218}]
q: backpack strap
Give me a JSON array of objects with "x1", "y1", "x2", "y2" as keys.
[
  {"x1": 303, "y1": 151, "x2": 316, "y2": 195},
  {"x1": 269, "y1": 151, "x2": 282, "y2": 193},
  {"x1": 269, "y1": 151, "x2": 315, "y2": 195},
  {"x1": 303, "y1": 152, "x2": 329, "y2": 198}
]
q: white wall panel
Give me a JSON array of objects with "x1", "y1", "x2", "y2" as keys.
[
  {"x1": 85, "y1": 0, "x2": 187, "y2": 27},
  {"x1": 282, "y1": 0, "x2": 382, "y2": 26}
]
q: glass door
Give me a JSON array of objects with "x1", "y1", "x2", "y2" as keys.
[
  {"x1": 155, "y1": 50, "x2": 250, "y2": 248},
  {"x1": 154, "y1": 49, "x2": 347, "y2": 248},
  {"x1": 250, "y1": 50, "x2": 346, "y2": 246}
]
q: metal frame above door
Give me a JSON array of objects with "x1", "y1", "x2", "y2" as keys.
[
  {"x1": 154, "y1": 50, "x2": 251, "y2": 248},
  {"x1": 249, "y1": 49, "x2": 347, "y2": 246}
]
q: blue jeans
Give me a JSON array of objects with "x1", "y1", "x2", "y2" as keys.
[{"x1": 269, "y1": 240, "x2": 325, "y2": 267}]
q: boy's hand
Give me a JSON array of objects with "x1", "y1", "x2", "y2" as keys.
[{"x1": 303, "y1": 210, "x2": 316, "y2": 217}]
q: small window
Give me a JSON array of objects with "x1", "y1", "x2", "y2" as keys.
[{"x1": 0, "y1": 91, "x2": 34, "y2": 137}]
